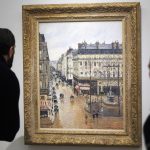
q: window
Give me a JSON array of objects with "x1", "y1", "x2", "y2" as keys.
[
  {"x1": 99, "y1": 62, "x2": 101, "y2": 67},
  {"x1": 85, "y1": 61, "x2": 87, "y2": 66},
  {"x1": 40, "y1": 64, "x2": 42, "y2": 71},
  {"x1": 113, "y1": 72, "x2": 115, "y2": 77}
]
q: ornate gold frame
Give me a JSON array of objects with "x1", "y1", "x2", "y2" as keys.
[{"x1": 23, "y1": 3, "x2": 141, "y2": 146}]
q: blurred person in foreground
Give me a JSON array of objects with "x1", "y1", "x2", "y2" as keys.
[
  {"x1": 0, "y1": 28, "x2": 20, "y2": 142},
  {"x1": 144, "y1": 61, "x2": 150, "y2": 150}
]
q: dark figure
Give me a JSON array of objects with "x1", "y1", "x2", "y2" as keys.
[
  {"x1": 60, "y1": 93, "x2": 64, "y2": 99},
  {"x1": 95, "y1": 113, "x2": 98, "y2": 118},
  {"x1": 0, "y1": 28, "x2": 20, "y2": 142},
  {"x1": 92, "y1": 110, "x2": 96, "y2": 119},
  {"x1": 56, "y1": 83, "x2": 58, "y2": 88},
  {"x1": 144, "y1": 115, "x2": 150, "y2": 149},
  {"x1": 144, "y1": 62, "x2": 150, "y2": 149},
  {"x1": 70, "y1": 95, "x2": 74, "y2": 99}
]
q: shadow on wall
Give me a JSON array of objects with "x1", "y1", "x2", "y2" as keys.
[
  {"x1": 6, "y1": 137, "x2": 28, "y2": 150},
  {"x1": 6, "y1": 136, "x2": 142, "y2": 150},
  {"x1": 6, "y1": 136, "x2": 60, "y2": 150}
]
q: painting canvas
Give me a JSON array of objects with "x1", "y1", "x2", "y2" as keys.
[
  {"x1": 39, "y1": 22, "x2": 123, "y2": 130},
  {"x1": 23, "y1": 3, "x2": 141, "y2": 146}
]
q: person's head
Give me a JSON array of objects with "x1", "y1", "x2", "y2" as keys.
[{"x1": 0, "y1": 28, "x2": 15, "y2": 68}]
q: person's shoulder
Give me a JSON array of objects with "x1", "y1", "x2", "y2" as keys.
[
  {"x1": 8, "y1": 69, "x2": 19, "y2": 86},
  {"x1": 0, "y1": 61, "x2": 18, "y2": 82},
  {"x1": 145, "y1": 115, "x2": 150, "y2": 124},
  {"x1": 144, "y1": 115, "x2": 150, "y2": 131},
  {"x1": 0, "y1": 61, "x2": 10, "y2": 77}
]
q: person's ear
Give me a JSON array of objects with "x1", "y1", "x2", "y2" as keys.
[{"x1": 8, "y1": 46, "x2": 15, "y2": 58}]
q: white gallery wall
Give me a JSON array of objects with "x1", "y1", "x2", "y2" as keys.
[{"x1": 0, "y1": 0, "x2": 149, "y2": 149}]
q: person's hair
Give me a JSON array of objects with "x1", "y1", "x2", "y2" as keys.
[{"x1": 0, "y1": 28, "x2": 15, "y2": 55}]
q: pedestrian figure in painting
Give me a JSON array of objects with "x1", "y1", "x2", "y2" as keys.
[
  {"x1": 70, "y1": 95, "x2": 74, "y2": 100},
  {"x1": 85, "y1": 114, "x2": 88, "y2": 125},
  {"x1": 56, "y1": 82, "x2": 59, "y2": 88},
  {"x1": 144, "y1": 61, "x2": 150, "y2": 150},
  {"x1": 95, "y1": 112, "x2": 99, "y2": 118},
  {"x1": 92, "y1": 110, "x2": 96, "y2": 119},
  {"x1": 0, "y1": 28, "x2": 20, "y2": 142}
]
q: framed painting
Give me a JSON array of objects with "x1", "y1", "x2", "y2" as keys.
[{"x1": 23, "y1": 2, "x2": 141, "y2": 146}]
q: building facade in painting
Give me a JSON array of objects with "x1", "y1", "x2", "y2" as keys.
[
  {"x1": 39, "y1": 34, "x2": 56, "y2": 124},
  {"x1": 57, "y1": 41, "x2": 123, "y2": 97},
  {"x1": 73, "y1": 41, "x2": 123, "y2": 96},
  {"x1": 39, "y1": 34, "x2": 50, "y2": 95}
]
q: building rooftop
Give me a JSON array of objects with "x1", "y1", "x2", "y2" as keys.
[
  {"x1": 78, "y1": 48, "x2": 122, "y2": 54},
  {"x1": 78, "y1": 41, "x2": 122, "y2": 50}
]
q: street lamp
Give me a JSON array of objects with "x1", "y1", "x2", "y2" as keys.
[
  {"x1": 89, "y1": 58, "x2": 92, "y2": 113},
  {"x1": 99, "y1": 91, "x2": 103, "y2": 116},
  {"x1": 117, "y1": 64, "x2": 120, "y2": 115}
]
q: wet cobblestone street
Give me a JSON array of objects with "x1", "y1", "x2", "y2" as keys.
[{"x1": 41, "y1": 83, "x2": 123, "y2": 129}]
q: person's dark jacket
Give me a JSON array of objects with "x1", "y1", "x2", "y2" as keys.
[
  {"x1": 144, "y1": 115, "x2": 150, "y2": 150},
  {"x1": 0, "y1": 56, "x2": 20, "y2": 142}
]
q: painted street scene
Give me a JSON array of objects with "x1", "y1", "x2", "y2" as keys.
[{"x1": 39, "y1": 22, "x2": 123, "y2": 129}]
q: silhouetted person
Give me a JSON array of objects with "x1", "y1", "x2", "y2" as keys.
[
  {"x1": 144, "y1": 62, "x2": 150, "y2": 149},
  {"x1": 0, "y1": 28, "x2": 20, "y2": 142}
]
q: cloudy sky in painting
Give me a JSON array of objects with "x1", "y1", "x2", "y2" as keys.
[{"x1": 39, "y1": 21, "x2": 122, "y2": 61}]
